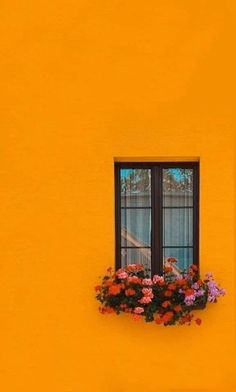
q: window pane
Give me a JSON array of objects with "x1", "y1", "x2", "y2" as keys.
[
  {"x1": 121, "y1": 208, "x2": 151, "y2": 246},
  {"x1": 121, "y1": 169, "x2": 151, "y2": 207},
  {"x1": 163, "y1": 247, "x2": 193, "y2": 271},
  {"x1": 163, "y1": 208, "x2": 193, "y2": 247},
  {"x1": 162, "y1": 168, "x2": 193, "y2": 206},
  {"x1": 121, "y1": 248, "x2": 151, "y2": 270}
]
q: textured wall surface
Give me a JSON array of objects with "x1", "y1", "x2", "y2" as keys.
[{"x1": 0, "y1": 1, "x2": 235, "y2": 391}]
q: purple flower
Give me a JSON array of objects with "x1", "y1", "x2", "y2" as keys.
[
  {"x1": 207, "y1": 295, "x2": 216, "y2": 302},
  {"x1": 184, "y1": 294, "x2": 196, "y2": 306},
  {"x1": 206, "y1": 280, "x2": 225, "y2": 302},
  {"x1": 192, "y1": 282, "x2": 199, "y2": 290},
  {"x1": 195, "y1": 288, "x2": 205, "y2": 297}
]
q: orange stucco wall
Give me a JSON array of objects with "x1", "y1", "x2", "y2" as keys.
[{"x1": 0, "y1": 1, "x2": 235, "y2": 391}]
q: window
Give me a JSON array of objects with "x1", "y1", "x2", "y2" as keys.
[{"x1": 115, "y1": 162, "x2": 199, "y2": 275}]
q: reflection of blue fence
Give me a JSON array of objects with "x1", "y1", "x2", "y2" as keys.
[
  {"x1": 121, "y1": 209, "x2": 151, "y2": 246},
  {"x1": 121, "y1": 193, "x2": 193, "y2": 269}
]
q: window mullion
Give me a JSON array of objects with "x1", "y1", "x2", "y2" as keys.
[
  {"x1": 115, "y1": 165, "x2": 121, "y2": 270},
  {"x1": 193, "y1": 164, "x2": 200, "y2": 271},
  {"x1": 152, "y1": 166, "x2": 162, "y2": 275}
]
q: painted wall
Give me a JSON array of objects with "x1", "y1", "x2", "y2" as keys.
[{"x1": 0, "y1": 1, "x2": 235, "y2": 391}]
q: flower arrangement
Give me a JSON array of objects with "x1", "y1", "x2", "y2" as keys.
[{"x1": 95, "y1": 258, "x2": 225, "y2": 326}]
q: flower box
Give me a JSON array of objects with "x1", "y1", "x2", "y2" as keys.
[{"x1": 95, "y1": 259, "x2": 225, "y2": 326}]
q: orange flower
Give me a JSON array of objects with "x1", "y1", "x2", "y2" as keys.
[
  {"x1": 174, "y1": 304, "x2": 182, "y2": 312},
  {"x1": 108, "y1": 284, "x2": 121, "y2": 296},
  {"x1": 185, "y1": 288, "x2": 194, "y2": 297},
  {"x1": 162, "y1": 300, "x2": 171, "y2": 308},
  {"x1": 135, "y1": 264, "x2": 144, "y2": 270},
  {"x1": 195, "y1": 318, "x2": 202, "y2": 325},
  {"x1": 197, "y1": 279, "x2": 203, "y2": 285},
  {"x1": 168, "y1": 283, "x2": 176, "y2": 291},
  {"x1": 125, "y1": 288, "x2": 136, "y2": 297},
  {"x1": 164, "y1": 290, "x2": 173, "y2": 297},
  {"x1": 164, "y1": 266, "x2": 173, "y2": 273},
  {"x1": 162, "y1": 311, "x2": 174, "y2": 323}
]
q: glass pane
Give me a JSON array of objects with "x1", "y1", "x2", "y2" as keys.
[
  {"x1": 163, "y1": 208, "x2": 193, "y2": 246},
  {"x1": 162, "y1": 168, "x2": 193, "y2": 206},
  {"x1": 163, "y1": 247, "x2": 193, "y2": 271},
  {"x1": 121, "y1": 208, "x2": 151, "y2": 246},
  {"x1": 121, "y1": 169, "x2": 151, "y2": 207},
  {"x1": 121, "y1": 248, "x2": 151, "y2": 270}
]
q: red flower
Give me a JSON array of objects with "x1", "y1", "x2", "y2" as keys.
[
  {"x1": 185, "y1": 288, "x2": 194, "y2": 297},
  {"x1": 176, "y1": 279, "x2": 187, "y2": 286},
  {"x1": 180, "y1": 313, "x2": 194, "y2": 324},
  {"x1": 127, "y1": 276, "x2": 141, "y2": 284},
  {"x1": 162, "y1": 300, "x2": 171, "y2": 308},
  {"x1": 94, "y1": 285, "x2": 101, "y2": 292},
  {"x1": 164, "y1": 290, "x2": 173, "y2": 297},
  {"x1": 155, "y1": 317, "x2": 162, "y2": 325},
  {"x1": 162, "y1": 311, "x2": 174, "y2": 323},
  {"x1": 125, "y1": 288, "x2": 136, "y2": 297},
  {"x1": 174, "y1": 304, "x2": 182, "y2": 312},
  {"x1": 103, "y1": 279, "x2": 113, "y2": 287},
  {"x1": 108, "y1": 284, "x2": 121, "y2": 296},
  {"x1": 168, "y1": 283, "x2": 176, "y2": 291},
  {"x1": 195, "y1": 318, "x2": 202, "y2": 326}
]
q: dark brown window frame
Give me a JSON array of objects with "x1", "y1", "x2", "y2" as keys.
[{"x1": 115, "y1": 161, "x2": 199, "y2": 276}]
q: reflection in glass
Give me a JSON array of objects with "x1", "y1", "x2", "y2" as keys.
[
  {"x1": 162, "y1": 167, "x2": 194, "y2": 271},
  {"x1": 163, "y1": 208, "x2": 193, "y2": 247},
  {"x1": 121, "y1": 169, "x2": 151, "y2": 207},
  {"x1": 163, "y1": 248, "x2": 193, "y2": 271},
  {"x1": 121, "y1": 208, "x2": 151, "y2": 247},
  {"x1": 163, "y1": 168, "x2": 193, "y2": 206},
  {"x1": 121, "y1": 248, "x2": 151, "y2": 270}
]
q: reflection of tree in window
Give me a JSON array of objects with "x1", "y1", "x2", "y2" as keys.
[{"x1": 163, "y1": 169, "x2": 193, "y2": 193}]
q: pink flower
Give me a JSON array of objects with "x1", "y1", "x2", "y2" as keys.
[
  {"x1": 142, "y1": 278, "x2": 152, "y2": 286},
  {"x1": 117, "y1": 271, "x2": 128, "y2": 279},
  {"x1": 142, "y1": 288, "x2": 154, "y2": 298},
  {"x1": 139, "y1": 296, "x2": 152, "y2": 304},
  {"x1": 153, "y1": 275, "x2": 164, "y2": 284},
  {"x1": 134, "y1": 307, "x2": 144, "y2": 314}
]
